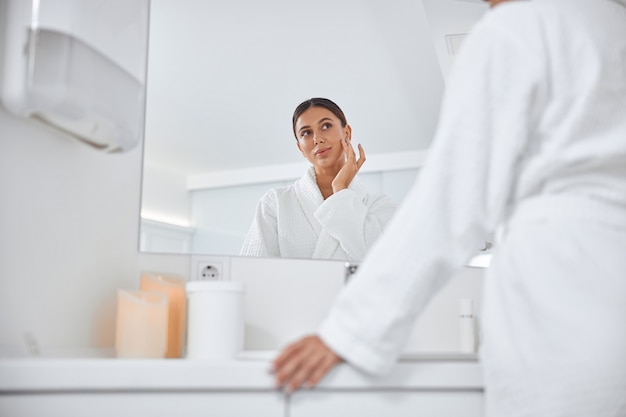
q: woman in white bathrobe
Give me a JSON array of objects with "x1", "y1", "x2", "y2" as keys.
[
  {"x1": 273, "y1": 1, "x2": 626, "y2": 416},
  {"x1": 240, "y1": 98, "x2": 397, "y2": 261}
]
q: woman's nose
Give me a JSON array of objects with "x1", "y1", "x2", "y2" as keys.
[{"x1": 314, "y1": 132, "x2": 324, "y2": 144}]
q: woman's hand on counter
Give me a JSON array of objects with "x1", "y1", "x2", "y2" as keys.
[{"x1": 271, "y1": 334, "x2": 343, "y2": 393}]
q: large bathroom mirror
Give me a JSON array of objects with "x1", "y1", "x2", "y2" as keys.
[{"x1": 140, "y1": 0, "x2": 488, "y2": 259}]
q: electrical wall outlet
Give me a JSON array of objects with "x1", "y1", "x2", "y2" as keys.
[{"x1": 190, "y1": 255, "x2": 231, "y2": 281}]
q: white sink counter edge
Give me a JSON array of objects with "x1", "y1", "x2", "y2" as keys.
[{"x1": 0, "y1": 351, "x2": 483, "y2": 392}]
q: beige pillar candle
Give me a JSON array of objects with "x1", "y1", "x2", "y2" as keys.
[
  {"x1": 115, "y1": 290, "x2": 168, "y2": 358},
  {"x1": 140, "y1": 272, "x2": 187, "y2": 358}
]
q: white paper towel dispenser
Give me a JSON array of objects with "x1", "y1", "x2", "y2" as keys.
[{"x1": 0, "y1": 0, "x2": 150, "y2": 153}]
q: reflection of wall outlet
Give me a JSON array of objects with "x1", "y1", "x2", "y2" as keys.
[
  {"x1": 200, "y1": 264, "x2": 220, "y2": 279},
  {"x1": 191, "y1": 255, "x2": 231, "y2": 281}
]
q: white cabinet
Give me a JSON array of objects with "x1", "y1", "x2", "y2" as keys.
[
  {"x1": 0, "y1": 392, "x2": 284, "y2": 417},
  {"x1": 0, "y1": 355, "x2": 483, "y2": 417},
  {"x1": 291, "y1": 391, "x2": 483, "y2": 417},
  {"x1": 289, "y1": 356, "x2": 484, "y2": 417}
]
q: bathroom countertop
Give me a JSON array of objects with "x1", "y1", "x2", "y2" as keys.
[{"x1": 0, "y1": 351, "x2": 483, "y2": 392}]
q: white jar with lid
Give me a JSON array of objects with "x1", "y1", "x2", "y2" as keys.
[{"x1": 186, "y1": 280, "x2": 246, "y2": 360}]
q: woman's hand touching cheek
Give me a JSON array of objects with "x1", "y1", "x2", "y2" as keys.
[{"x1": 332, "y1": 138, "x2": 366, "y2": 193}]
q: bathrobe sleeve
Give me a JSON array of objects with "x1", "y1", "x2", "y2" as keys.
[
  {"x1": 318, "y1": 8, "x2": 547, "y2": 375},
  {"x1": 239, "y1": 189, "x2": 280, "y2": 257},
  {"x1": 314, "y1": 189, "x2": 397, "y2": 261}
]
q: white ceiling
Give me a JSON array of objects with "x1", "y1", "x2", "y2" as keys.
[{"x1": 144, "y1": 0, "x2": 488, "y2": 178}]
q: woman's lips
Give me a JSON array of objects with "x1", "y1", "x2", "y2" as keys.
[{"x1": 315, "y1": 147, "x2": 331, "y2": 156}]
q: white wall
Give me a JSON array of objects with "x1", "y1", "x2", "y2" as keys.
[
  {"x1": 140, "y1": 163, "x2": 191, "y2": 226},
  {"x1": 145, "y1": 0, "x2": 443, "y2": 175},
  {"x1": 0, "y1": 0, "x2": 150, "y2": 355},
  {"x1": 0, "y1": 109, "x2": 143, "y2": 355},
  {"x1": 229, "y1": 256, "x2": 484, "y2": 353}
]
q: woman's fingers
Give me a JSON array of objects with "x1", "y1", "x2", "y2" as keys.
[
  {"x1": 356, "y1": 143, "x2": 366, "y2": 168},
  {"x1": 272, "y1": 337, "x2": 312, "y2": 386},
  {"x1": 343, "y1": 137, "x2": 354, "y2": 152},
  {"x1": 272, "y1": 343, "x2": 302, "y2": 386},
  {"x1": 284, "y1": 347, "x2": 326, "y2": 393},
  {"x1": 305, "y1": 351, "x2": 343, "y2": 388},
  {"x1": 332, "y1": 139, "x2": 366, "y2": 192},
  {"x1": 272, "y1": 335, "x2": 343, "y2": 393},
  {"x1": 343, "y1": 139, "x2": 365, "y2": 168}
]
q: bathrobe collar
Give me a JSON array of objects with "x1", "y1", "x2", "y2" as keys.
[{"x1": 294, "y1": 166, "x2": 369, "y2": 259}]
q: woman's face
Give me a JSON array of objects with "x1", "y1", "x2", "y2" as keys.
[{"x1": 294, "y1": 106, "x2": 351, "y2": 170}]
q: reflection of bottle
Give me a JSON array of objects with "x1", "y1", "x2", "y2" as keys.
[{"x1": 459, "y1": 298, "x2": 476, "y2": 354}]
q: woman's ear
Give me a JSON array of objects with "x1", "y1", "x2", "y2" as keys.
[{"x1": 345, "y1": 124, "x2": 352, "y2": 140}]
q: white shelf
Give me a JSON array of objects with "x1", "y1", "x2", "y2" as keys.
[{"x1": 0, "y1": 352, "x2": 482, "y2": 392}]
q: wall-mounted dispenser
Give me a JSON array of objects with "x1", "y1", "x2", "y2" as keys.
[{"x1": 0, "y1": 0, "x2": 150, "y2": 153}]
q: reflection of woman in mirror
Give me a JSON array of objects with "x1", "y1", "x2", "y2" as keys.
[{"x1": 240, "y1": 98, "x2": 397, "y2": 261}]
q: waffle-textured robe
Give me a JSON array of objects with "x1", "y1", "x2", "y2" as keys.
[
  {"x1": 318, "y1": 0, "x2": 626, "y2": 415},
  {"x1": 240, "y1": 166, "x2": 397, "y2": 261}
]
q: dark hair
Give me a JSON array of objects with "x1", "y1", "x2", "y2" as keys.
[{"x1": 292, "y1": 98, "x2": 347, "y2": 139}]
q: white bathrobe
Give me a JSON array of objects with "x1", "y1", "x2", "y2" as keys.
[
  {"x1": 319, "y1": 0, "x2": 626, "y2": 416},
  {"x1": 240, "y1": 166, "x2": 397, "y2": 261}
]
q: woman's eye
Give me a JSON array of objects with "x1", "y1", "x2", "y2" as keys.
[
  {"x1": 300, "y1": 131, "x2": 311, "y2": 139},
  {"x1": 322, "y1": 123, "x2": 331, "y2": 130}
]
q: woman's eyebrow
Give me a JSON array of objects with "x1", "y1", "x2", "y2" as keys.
[
  {"x1": 298, "y1": 125, "x2": 311, "y2": 134},
  {"x1": 317, "y1": 117, "x2": 333, "y2": 125}
]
